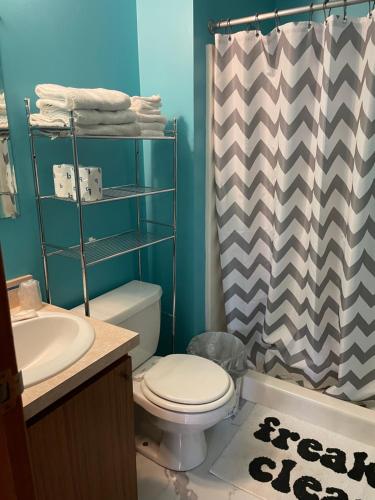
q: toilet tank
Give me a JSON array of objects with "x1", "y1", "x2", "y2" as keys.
[{"x1": 72, "y1": 280, "x2": 162, "y2": 370}]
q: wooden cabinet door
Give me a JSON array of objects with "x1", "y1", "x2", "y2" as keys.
[{"x1": 27, "y1": 356, "x2": 137, "y2": 500}]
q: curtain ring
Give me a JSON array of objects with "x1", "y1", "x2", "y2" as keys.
[
  {"x1": 274, "y1": 10, "x2": 281, "y2": 33},
  {"x1": 323, "y1": 0, "x2": 329, "y2": 24},
  {"x1": 308, "y1": 2, "x2": 314, "y2": 28},
  {"x1": 255, "y1": 13, "x2": 261, "y2": 37},
  {"x1": 226, "y1": 18, "x2": 232, "y2": 40},
  {"x1": 343, "y1": 0, "x2": 347, "y2": 21}
]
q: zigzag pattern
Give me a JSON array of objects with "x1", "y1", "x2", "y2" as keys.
[{"x1": 213, "y1": 16, "x2": 375, "y2": 402}]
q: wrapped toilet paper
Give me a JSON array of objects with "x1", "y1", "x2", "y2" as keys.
[{"x1": 53, "y1": 164, "x2": 102, "y2": 202}]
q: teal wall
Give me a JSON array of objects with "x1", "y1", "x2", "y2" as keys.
[
  {"x1": 3, "y1": 0, "x2": 367, "y2": 351},
  {"x1": 135, "y1": 0, "x2": 273, "y2": 352},
  {"x1": 0, "y1": 0, "x2": 141, "y2": 308},
  {"x1": 136, "y1": 0, "x2": 197, "y2": 353}
]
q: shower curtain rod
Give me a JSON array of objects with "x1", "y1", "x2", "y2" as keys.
[{"x1": 209, "y1": 0, "x2": 370, "y2": 32}]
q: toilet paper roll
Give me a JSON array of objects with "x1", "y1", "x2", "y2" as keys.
[{"x1": 53, "y1": 164, "x2": 102, "y2": 201}]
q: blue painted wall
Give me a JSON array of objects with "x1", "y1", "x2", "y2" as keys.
[
  {"x1": 0, "y1": 0, "x2": 141, "y2": 307},
  {"x1": 3, "y1": 0, "x2": 366, "y2": 351},
  {"x1": 136, "y1": 0, "x2": 196, "y2": 353},
  {"x1": 136, "y1": 0, "x2": 276, "y2": 353}
]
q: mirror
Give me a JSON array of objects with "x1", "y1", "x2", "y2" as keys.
[{"x1": 0, "y1": 61, "x2": 18, "y2": 219}]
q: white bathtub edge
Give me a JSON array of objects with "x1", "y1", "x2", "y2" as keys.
[{"x1": 241, "y1": 369, "x2": 375, "y2": 445}]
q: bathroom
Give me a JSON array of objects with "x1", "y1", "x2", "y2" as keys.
[{"x1": 1, "y1": 0, "x2": 375, "y2": 499}]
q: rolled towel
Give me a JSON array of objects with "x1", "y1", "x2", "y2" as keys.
[
  {"x1": 138, "y1": 122, "x2": 165, "y2": 132},
  {"x1": 75, "y1": 122, "x2": 141, "y2": 136},
  {"x1": 36, "y1": 101, "x2": 137, "y2": 125},
  {"x1": 135, "y1": 113, "x2": 167, "y2": 124},
  {"x1": 35, "y1": 84, "x2": 131, "y2": 111}
]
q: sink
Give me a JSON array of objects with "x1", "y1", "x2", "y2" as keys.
[{"x1": 12, "y1": 311, "x2": 95, "y2": 388}]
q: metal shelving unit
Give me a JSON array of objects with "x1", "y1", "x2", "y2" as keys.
[{"x1": 25, "y1": 98, "x2": 177, "y2": 351}]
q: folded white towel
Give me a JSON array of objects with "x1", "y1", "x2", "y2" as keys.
[
  {"x1": 30, "y1": 113, "x2": 141, "y2": 136},
  {"x1": 35, "y1": 84, "x2": 131, "y2": 111},
  {"x1": 36, "y1": 101, "x2": 137, "y2": 125},
  {"x1": 135, "y1": 113, "x2": 167, "y2": 124},
  {"x1": 141, "y1": 130, "x2": 165, "y2": 137},
  {"x1": 75, "y1": 122, "x2": 141, "y2": 136},
  {"x1": 0, "y1": 116, "x2": 9, "y2": 128},
  {"x1": 30, "y1": 113, "x2": 67, "y2": 127},
  {"x1": 0, "y1": 93, "x2": 7, "y2": 112},
  {"x1": 131, "y1": 95, "x2": 161, "y2": 105},
  {"x1": 138, "y1": 121, "x2": 165, "y2": 132},
  {"x1": 130, "y1": 105, "x2": 161, "y2": 116}
]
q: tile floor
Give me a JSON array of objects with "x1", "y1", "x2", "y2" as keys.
[{"x1": 136, "y1": 400, "x2": 261, "y2": 500}]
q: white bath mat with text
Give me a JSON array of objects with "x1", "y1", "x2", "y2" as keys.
[{"x1": 210, "y1": 404, "x2": 375, "y2": 500}]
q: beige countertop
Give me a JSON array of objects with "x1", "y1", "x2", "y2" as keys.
[{"x1": 21, "y1": 303, "x2": 139, "y2": 421}]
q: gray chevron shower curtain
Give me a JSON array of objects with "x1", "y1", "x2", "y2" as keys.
[{"x1": 213, "y1": 14, "x2": 375, "y2": 402}]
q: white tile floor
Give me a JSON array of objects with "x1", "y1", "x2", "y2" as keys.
[
  {"x1": 136, "y1": 401, "x2": 261, "y2": 500},
  {"x1": 136, "y1": 398, "x2": 375, "y2": 499}
]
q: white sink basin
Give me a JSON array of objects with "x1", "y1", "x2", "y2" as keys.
[{"x1": 12, "y1": 312, "x2": 95, "y2": 388}]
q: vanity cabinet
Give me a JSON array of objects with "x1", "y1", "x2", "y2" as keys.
[{"x1": 26, "y1": 355, "x2": 137, "y2": 500}]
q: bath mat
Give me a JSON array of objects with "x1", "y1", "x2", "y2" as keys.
[{"x1": 210, "y1": 404, "x2": 375, "y2": 499}]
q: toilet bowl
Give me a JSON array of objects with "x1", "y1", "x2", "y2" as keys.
[{"x1": 73, "y1": 280, "x2": 236, "y2": 471}]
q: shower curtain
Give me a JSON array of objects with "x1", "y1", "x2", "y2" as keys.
[{"x1": 213, "y1": 13, "x2": 375, "y2": 402}]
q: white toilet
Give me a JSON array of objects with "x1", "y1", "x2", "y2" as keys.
[{"x1": 73, "y1": 280, "x2": 236, "y2": 471}]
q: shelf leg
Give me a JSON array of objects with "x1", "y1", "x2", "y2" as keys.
[
  {"x1": 172, "y1": 119, "x2": 178, "y2": 354},
  {"x1": 135, "y1": 140, "x2": 142, "y2": 280},
  {"x1": 25, "y1": 98, "x2": 51, "y2": 303},
  {"x1": 71, "y1": 115, "x2": 90, "y2": 316}
]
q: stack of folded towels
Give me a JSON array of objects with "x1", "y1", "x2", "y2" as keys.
[
  {"x1": 130, "y1": 95, "x2": 167, "y2": 137},
  {"x1": 0, "y1": 93, "x2": 8, "y2": 129},
  {"x1": 30, "y1": 84, "x2": 141, "y2": 136}
]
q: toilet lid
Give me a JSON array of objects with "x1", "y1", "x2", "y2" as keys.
[{"x1": 143, "y1": 354, "x2": 231, "y2": 405}]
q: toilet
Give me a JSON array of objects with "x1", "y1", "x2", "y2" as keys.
[{"x1": 73, "y1": 280, "x2": 236, "y2": 471}]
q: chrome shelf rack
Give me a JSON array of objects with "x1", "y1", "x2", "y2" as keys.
[{"x1": 25, "y1": 98, "x2": 177, "y2": 351}]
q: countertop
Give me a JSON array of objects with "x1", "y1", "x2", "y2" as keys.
[{"x1": 20, "y1": 303, "x2": 139, "y2": 420}]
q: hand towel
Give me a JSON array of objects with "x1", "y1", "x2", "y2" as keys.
[
  {"x1": 75, "y1": 122, "x2": 141, "y2": 136},
  {"x1": 138, "y1": 122, "x2": 165, "y2": 132},
  {"x1": 30, "y1": 113, "x2": 67, "y2": 127},
  {"x1": 35, "y1": 84, "x2": 131, "y2": 111},
  {"x1": 36, "y1": 101, "x2": 137, "y2": 125},
  {"x1": 135, "y1": 113, "x2": 167, "y2": 124},
  {"x1": 130, "y1": 99, "x2": 161, "y2": 110},
  {"x1": 0, "y1": 116, "x2": 9, "y2": 129},
  {"x1": 0, "y1": 99, "x2": 6, "y2": 112},
  {"x1": 131, "y1": 95, "x2": 162, "y2": 105},
  {"x1": 130, "y1": 104, "x2": 161, "y2": 115},
  {"x1": 30, "y1": 114, "x2": 141, "y2": 136},
  {"x1": 140, "y1": 130, "x2": 165, "y2": 137}
]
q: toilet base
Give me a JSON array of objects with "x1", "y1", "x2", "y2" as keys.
[{"x1": 135, "y1": 430, "x2": 208, "y2": 471}]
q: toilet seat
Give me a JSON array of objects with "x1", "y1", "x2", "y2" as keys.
[
  {"x1": 140, "y1": 377, "x2": 234, "y2": 413},
  {"x1": 141, "y1": 354, "x2": 235, "y2": 413}
]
